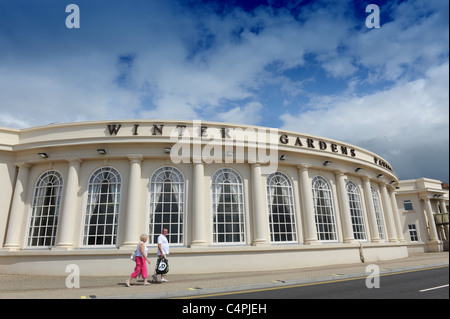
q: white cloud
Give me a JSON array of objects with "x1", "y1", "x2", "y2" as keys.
[
  {"x1": 280, "y1": 61, "x2": 449, "y2": 179},
  {"x1": 215, "y1": 101, "x2": 263, "y2": 125}
]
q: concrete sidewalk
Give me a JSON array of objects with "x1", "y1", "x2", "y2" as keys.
[{"x1": 0, "y1": 252, "x2": 448, "y2": 299}]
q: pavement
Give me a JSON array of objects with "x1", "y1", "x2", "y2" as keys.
[{"x1": 0, "y1": 251, "x2": 448, "y2": 299}]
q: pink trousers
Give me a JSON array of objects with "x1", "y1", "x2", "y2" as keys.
[{"x1": 131, "y1": 256, "x2": 147, "y2": 279}]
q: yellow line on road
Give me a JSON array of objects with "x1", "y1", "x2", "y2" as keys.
[{"x1": 174, "y1": 265, "x2": 448, "y2": 299}]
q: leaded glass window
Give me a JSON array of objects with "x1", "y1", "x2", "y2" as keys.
[
  {"x1": 149, "y1": 167, "x2": 185, "y2": 245},
  {"x1": 266, "y1": 172, "x2": 297, "y2": 243},
  {"x1": 346, "y1": 181, "x2": 367, "y2": 241},
  {"x1": 312, "y1": 176, "x2": 337, "y2": 241},
  {"x1": 83, "y1": 167, "x2": 121, "y2": 246},
  {"x1": 211, "y1": 168, "x2": 245, "y2": 244},
  {"x1": 371, "y1": 186, "x2": 386, "y2": 241},
  {"x1": 27, "y1": 171, "x2": 63, "y2": 247}
]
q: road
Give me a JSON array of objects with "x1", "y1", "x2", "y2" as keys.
[{"x1": 197, "y1": 266, "x2": 448, "y2": 299}]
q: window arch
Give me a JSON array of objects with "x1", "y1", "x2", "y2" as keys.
[
  {"x1": 27, "y1": 171, "x2": 63, "y2": 247},
  {"x1": 312, "y1": 176, "x2": 337, "y2": 241},
  {"x1": 346, "y1": 181, "x2": 367, "y2": 241},
  {"x1": 83, "y1": 167, "x2": 121, "y2": 246},
  {"x1": 149, "y1": 167, "x2": 185, "y2": 245},
  {"x1": 371, "y1": 186, "x2": 385, "y2": 240},
  {"x1": 211, "y1": 168, "x2": 245, "y2": 244},
  {"x1": 266, "y1": 172, "x2": 297, "y2": 243}
]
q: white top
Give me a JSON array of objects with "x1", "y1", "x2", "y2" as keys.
[
  {"x1": 157, "y1": 234, "x2": 169, "y2": 256},
  {"x1": 135, "y1": 241, "x2": 148, "y2": 257}
]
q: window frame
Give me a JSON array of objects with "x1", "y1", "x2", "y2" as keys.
[
  {"x1": 211, "y1": 168, "x2": 246, "y2": 245},
  {"x1": 82, "y1": 167, "x2": 122, "y2": 247},
  {"x1": 266, "y1": 171, "x2": 298, "y2": 243},
  {"x1": 27, "y1": 170, "x2": 63, "y2": 248},
  {"x1": 408, "y1": 224, "x2": 419, "y2": 242},
  {"x1": 403, "y1": 199, "x2": 414, "y2": 211},
  {"x1": 312, "y1": 176, "x2": 338, "y2": 242},
  {"x1": 371, "y1": 186, "x2": 386, "y2": 241},
  {"x1": 346, "y1": 180, "x2": 367, "y2": 241},
  {"x1": 149, "y1": 166, "x2": 185, "y2": 246}
]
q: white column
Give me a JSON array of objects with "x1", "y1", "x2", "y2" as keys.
[
  {"x1": 4, "y1": 163, "x2": 31, "y2": 250},
  {"x1": 298, "y1": 164, "x2": 318, "y2": 244},
  {"x1": 422, "y1": 196, "x2": 440, "y2": 242},
  {"x1": 390, "y1": 190, "x2": 406, "y2": 242},
  {"x1": 335, "y1": 171, "x2": 355, "y2": 243},
  {"x1": 380, "y1": 184, "x2": 398, "y2": 242},
  {"x1": 362, "y1": 177, "x2": 381, "y2": 242},
  {"x1": 251, "y1": 163, "x2": 269, "y2": 246},
  {"x1": 55, "y1": 159, "x2": 82, "y2": 249},
  {"x1": 191, "y1": 162, "x2": 207, "y2": 247},
  {"x1": 122, "y1": 154, "x2": 143, "y2": 247},
  {"x1": 439, "y1": 199, "x2": 449, "y2": 241},
  {"x1": 439, "y1": 199, "x2": 448, "y2": 214}
]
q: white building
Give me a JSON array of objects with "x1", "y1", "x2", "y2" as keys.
[{"x1": 0, "y1": 120, "x2": 447, "y2": 276}]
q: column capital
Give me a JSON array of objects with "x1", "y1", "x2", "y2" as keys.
[
  {"x1": 127, "y1": 154, "x2": 143, "y2": 162},
  {"x1": 335, "y1": 169, "x2": 348, "y2": 176},
  {"x1": 66, "y1": 158, "x2": 82, "y2": 164},
  {"x1": 15, "y1": 162, "x2": 31, "y2": 169},
  {"x1": 297, "y1": 163, "x2": 311, "y2": 170}
]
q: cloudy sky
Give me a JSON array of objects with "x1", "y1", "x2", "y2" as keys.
[{"x1": 0, "y1": 0, "x2": 448, "y2": 181}]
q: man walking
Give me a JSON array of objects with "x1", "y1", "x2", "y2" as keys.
[{"x1": 153, "y1": 228, "x2": 169, "y2": 282}]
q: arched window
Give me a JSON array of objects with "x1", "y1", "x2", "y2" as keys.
[
  {"x1": 266, "y1": 172, "x2": 297, "y2": 243},
  {"x1": 371, "y1": 186, "x2": 385, "y2": 240},
  {"x1": 312, "y1": 176, "x2": 337, "y2": 241},
  {"x1": 211, "y1": 168, "x2": 245, "y2": 244},
  {"x1": 27, "y1": 171, "x2": 63, "y2": 247},
  {"x1": 346, "y1": 181, "x2": 367, "y2": 241},
  {"x1": 149, "y1": 167, "x2": 185, "y2": 245},
  {"x1": 83, "y1": 167, "x2": 121, "y2": 246}
]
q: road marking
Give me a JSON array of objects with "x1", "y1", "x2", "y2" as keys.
[
  {"x1": 419, "y1": 284, "x2": 449, "y2": 292},
  {"x1": 175, "y1": 265, "x2": 448, "y2": 299}
]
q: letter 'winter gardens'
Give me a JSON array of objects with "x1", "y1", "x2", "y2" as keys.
[{"x1": 106, "y1": 122, "x2": 363, "y2": 167}]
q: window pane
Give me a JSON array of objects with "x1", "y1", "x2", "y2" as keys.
[
  {"x1": 266, "y1": 172, "x2": 297, "y2": 243},
  {"x1": 371, "y1": 187, "x2": 386, "y2": 240},
  {"x1": 83, "y1": 167, "x2": 121, "y2": 246},
  {"x1": 346, "y1": 181, "x2": 367, "y2": 241},
  {"x1": 27, "y1": 171, "x2": 63, "y2": 247},
  {"x1": 312, "y1": 176, "x2": 337, "y2": 241},
  {"x1": 149, "y1": 167, "x2": 184, "y2": 245},
  {"x1": 211, "y1": 168, "x2": 245, "y2": 244}
]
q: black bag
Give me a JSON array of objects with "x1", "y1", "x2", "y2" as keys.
[{"x1": 156, "y1": 257, "x2": 169, "y2": 274}]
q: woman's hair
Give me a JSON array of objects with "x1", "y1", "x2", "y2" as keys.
[{"x1": 140, "y1": 234, "x2": 148, "y2": 241}]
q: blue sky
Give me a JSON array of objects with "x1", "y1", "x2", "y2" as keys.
[{"x1": 0, "y1": 0, "x2": 448, "y2": 181}]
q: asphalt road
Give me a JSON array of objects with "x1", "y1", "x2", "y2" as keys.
[{"x1": 199, "y1": 266, "x2": 449, "y2": 299}]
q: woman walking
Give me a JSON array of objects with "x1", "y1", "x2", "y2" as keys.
[{"x1": 126, "y1": 234, "x2": 151, "y2": 287}]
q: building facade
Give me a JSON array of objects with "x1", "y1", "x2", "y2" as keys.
[{"x1": 0, "y1": 120, "x2": 447, "y2": 275}]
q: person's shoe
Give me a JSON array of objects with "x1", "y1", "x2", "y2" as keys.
[
  {"x1": 161, "y1": 277, "x2": 168, "y2": 282},
  {"x1": 125, "y1": 280, "x2": 131, "y2": 287}
]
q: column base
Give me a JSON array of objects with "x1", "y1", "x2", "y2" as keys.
[
  {"x1": 53, "y1": 244, "x2": 74, "y2": 251},
  {"x1": 252, "y1": 239, "x2": 270, "y2": 246},
  {"x1": 190, "y1": 241, "x2": 208, "y2": 248},
  {"x1": 120, "y1": 243, "x2": 139, "y2": 250},
  {"x1": 2, "y1": 244, "x2": 20, "y2": 251},
  {"x1": 427, "y1": 239, "x2": 443, "y2": 252},
  {"x1": 304, "y1": 239, "x2": 321, "y2": 245}
]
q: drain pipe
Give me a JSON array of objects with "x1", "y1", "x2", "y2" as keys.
[{"x1": 359, "y1": 241, "x2": 365, "y2": 263}]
